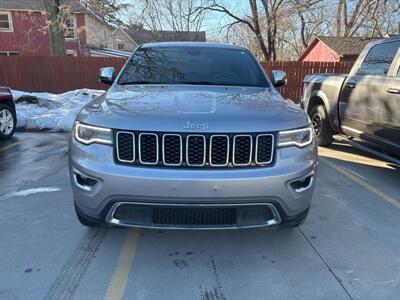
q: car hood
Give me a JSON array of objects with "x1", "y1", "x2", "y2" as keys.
[{"x1": 77, "y1": 85, "x2": 309, "y2": 133}]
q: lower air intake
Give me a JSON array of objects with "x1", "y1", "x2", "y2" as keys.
[{"x1": 152, "y1": 207, "x2": 236, "y2": 226}]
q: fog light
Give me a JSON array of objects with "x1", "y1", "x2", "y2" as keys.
[
  {"x1": 74, "y1": 172, "x2": 98, "y2": 191},
  {"x1": 290, "y1": 175, "x2": 314, "y2": 193}
]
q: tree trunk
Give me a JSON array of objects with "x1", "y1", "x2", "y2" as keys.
[
  {"x1": 336, "y1": 0, "x2": 343, "y2": 36},
  {"x1": 249, "y1": 0, "x2": 270, "y2": 61},
  {"x1": 43, "y1": 0, "x2": 65, "y2": 56}
]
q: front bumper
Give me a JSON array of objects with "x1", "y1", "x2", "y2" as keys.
[{"x1": 69, "y1": 137, "x2": 318, "y2": 229}]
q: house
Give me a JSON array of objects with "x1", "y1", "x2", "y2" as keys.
[
  {"x1": 298, "y1": 36, "x2": 378, "y2": 62},
  {"x1": 0, "y1": 0, "x2": 123, "y2": 56},
  {"x1": 0, "y1": 0, "x2": 207, "y2": 57},
  {"x1": 108, "y1": 27, "x2": 207, "y2": 53}
]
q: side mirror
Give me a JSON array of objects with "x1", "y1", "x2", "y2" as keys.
[
  {"x1": 271, "y1": 70, "x2": 287, "y2": 87},
  {"x1": 99, "y1": 67, "x2": 115, "y2": 85}
]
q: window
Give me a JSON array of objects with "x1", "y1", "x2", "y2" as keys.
[
  {"x1": 0, "y1": 51, "x2": 19, "y2": 56},
  {"x1": 357, "y1": 41, "x2": 400, "y2": 76},
  {"x1": 65, "y1": 18, "x2": 75, "y2": 39},
  {"x1": 118, "y1": 43, "x2": 124, "y2": 50},
  {"x1": 66, "y1": 49, "x2": 77, "y2": 56},
  {"x1": 118, "y1": 46, "x2": 269, "y2": 88},
  {"x1": 0, "y1": 11, "x2": 12, "y2": 31}
]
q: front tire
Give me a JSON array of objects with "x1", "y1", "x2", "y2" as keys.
[
  {"x1": 0, "y1": 104, "x2": 16, "y2": 140},
  {"x1": 310, "y1": 104, "x2": 333, "y2": 146}
]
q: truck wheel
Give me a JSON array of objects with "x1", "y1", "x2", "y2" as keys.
[
  {"x1": 310, "y1": 105, "x2": 333, "y2": 146},
  {"x1": 0, "y1": 104, "x2": 16, "y2": 140},
  {"x1": 74, "y1": 203, "x2": 99, "y2": 227}
]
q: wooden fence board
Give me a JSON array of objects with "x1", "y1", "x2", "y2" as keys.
[
  {"x1": 262, "y1": 60, "x2": 353, "y2": 101},
  {"x1": 0, "y1": 56, "x2": 126, "y2": 93},
  {"x1": 0, "y1": 57, "x2": 354, "y2": 102}
]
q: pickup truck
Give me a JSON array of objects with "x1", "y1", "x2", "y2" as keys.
[{"x1": 302, "y1": 36, "x2": 400, "y2": 156}]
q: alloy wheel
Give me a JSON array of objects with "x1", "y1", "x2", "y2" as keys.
[
  {"x1": 312, "y1": 113, "x2": 322, "y2": 136},
  {"x1": 0, "y1": 109, "x2": 14, "y2": 135}
]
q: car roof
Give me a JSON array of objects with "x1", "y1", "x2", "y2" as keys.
[
  {"x1": 139, "y1": 41, "x2": 248, "y2": 51},
  {"x1": 366, "y1": 36, "x2": 400, "y2": 48}
]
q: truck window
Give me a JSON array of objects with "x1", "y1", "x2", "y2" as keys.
[{"x1": 357, "y1": 41, "x2": 400, "y2": 76}]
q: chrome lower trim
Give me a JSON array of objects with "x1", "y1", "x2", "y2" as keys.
[
  {"x1": 106, "y1": 202, "x2": 282, "y2": 230},
  {"x1": 72, "y1": 169, "x2": 98, "y2": 192},
  {"x1": 293, "y1": 176, "x2": 314, "y2": 193}
]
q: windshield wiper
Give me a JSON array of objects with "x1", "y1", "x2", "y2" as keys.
[
  {"x1": 180, "y1": 81, "x2": 251, "y2": 87},
  {"x1": 119, "y1": 80, "x2": 260, "y2": 87},
  {"x1": 179, "y1": 81, "x2": 216, "y2": 85},
  {"x1": 119, "y1": 80, "x2": 162, "y2": 85}
]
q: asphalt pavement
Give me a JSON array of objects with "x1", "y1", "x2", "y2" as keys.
[{"x1": 0, "y1": 132, "x2": 399, "y2": 300}]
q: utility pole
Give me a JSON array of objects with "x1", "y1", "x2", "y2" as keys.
[{"x1": 43, "y1": 0, "x2": 65, "y2": 56}]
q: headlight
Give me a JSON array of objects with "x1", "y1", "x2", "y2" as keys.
[
  {"x1": 277, "y1": 126, "x2": 313, "y2": 148},
  {"x1": 74, "y1": 122, "x2": 113, "y2": 145}
]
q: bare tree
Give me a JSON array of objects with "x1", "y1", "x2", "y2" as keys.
[
  {"x1": 194, "y1": 0, "x2": 323, "y2": 61},
  {"x1": 125, "y1": 0, "x2": 399, "y2": 61},
  {"x1": 193, "y1": 0, "x2": 272, "y2": 60},
  {"x1": 43, "y1": 0, "x2": 66, "y2": 56},
  {"x1": 130, "y1": 0, "x2": 207, "y2": 32},
  {"x1": 78, "y1": 0, "x2": 131, "y2": 27},
  {"x1": 334, "y1": 0, "x2": 399, "y2": 37}
]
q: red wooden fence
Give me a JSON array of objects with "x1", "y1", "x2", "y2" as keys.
[
  {"x1": 262, "y1": 61, "x2": 354, "y2": 101},
  {"x1": 0, "y1": 56, "x2": 125, "y2": 93},
  {"x1": 0, "y1": 57, "x2": 354, "y2": 102}
]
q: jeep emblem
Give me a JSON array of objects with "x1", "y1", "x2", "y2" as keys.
[{"x1": 182, "y1": 121, "x2": 208, "y2": 131}]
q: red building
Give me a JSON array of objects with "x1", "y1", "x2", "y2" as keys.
[
  {"x1": 0, "y1": 0, "x2": 117, "y2": 56},
  {"x1": 298, "y1": 36, "x2": 375, "y2": 62}
]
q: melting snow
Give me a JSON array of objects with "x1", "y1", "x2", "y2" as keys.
[
  {"x1": 11, "y1": 187, "x2": 61, "y2": 197},
  {"x1": 12, "y1": 89, "x2": 105, "y2": 132}
]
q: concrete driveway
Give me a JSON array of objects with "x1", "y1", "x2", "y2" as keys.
[{"x1": 0, "y1": 132, "x2": 399, "y2": 300}]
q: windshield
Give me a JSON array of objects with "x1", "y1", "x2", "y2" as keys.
[{"x1": 117, "y1": 46, "x2": 269, "y2": 87}]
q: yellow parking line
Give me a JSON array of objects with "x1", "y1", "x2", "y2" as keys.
[
  {"x1": 104, "y1": 229, "x2": 141, "y2": 300},
  {"x1": 321, "y1": 157, "x2": 400, "y2": 209},
  {"x1": 0, "y1": 141, "x2": 22, "y2": 152}
]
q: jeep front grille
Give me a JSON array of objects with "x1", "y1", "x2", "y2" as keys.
[{"x1": 115, "y1": 131, "x2": 274, "y2": 168}]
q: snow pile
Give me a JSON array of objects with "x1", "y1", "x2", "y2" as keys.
[{"x1": 12, "y1": 89, "x2": 104, "y2": 132}]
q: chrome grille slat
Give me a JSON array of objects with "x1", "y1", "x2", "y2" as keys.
[
  {"x1": 255, "y1": 134, "x2": 274, "y2": 164},
  {"x1": 162, "y1": 134, "x2": 183, "y2": 166},
  {"x1": 186, "y1": 134, "x2": 206, "y2": 167},
  {"x1": 139, "y1": 133, "x2": 159, "y2": 165},
  {"x1": 115, "y1": 131, "x2": 274, "y2": 168},
  {"x1": 116, "y1": 131, "x2": 135, "y2": 162},
  {"x1": 233, "y1": 135, "x2": 253, "y2": 166},
  {"x1": 209, "y1": 135, "x2": 230, "y2": 167}
]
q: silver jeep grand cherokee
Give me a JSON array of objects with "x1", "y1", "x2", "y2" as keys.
[{"x1": 69, "y1": 42, "x2": 317, "y2": 229}]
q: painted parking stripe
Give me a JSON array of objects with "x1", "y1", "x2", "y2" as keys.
[
  {"x1": 0, "y1": 141, "x2": 22, "y2": 152},
  {"x1": 104, "y1": 229, "x2": 141, "y2": 300},
  {"x1": 321, "y1": 157, "x2": 400, "y2": 209}
]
